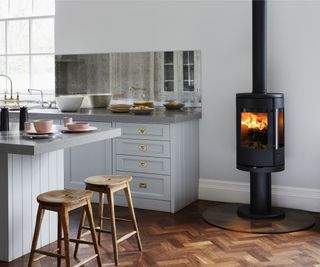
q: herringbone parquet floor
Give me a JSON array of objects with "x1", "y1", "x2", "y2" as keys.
[{"x1": 2, "y1": 200, "x2": 320, "y2": 267}]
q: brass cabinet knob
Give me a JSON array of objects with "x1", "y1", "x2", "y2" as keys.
[
  {"x1": 139, "y1": 182, "x2": 147, "y2": 189},
  {"x1": 139, "y1": 144, "x2": 147, "y2": 151},
  {"x1": 138, "y1": 128, "x2": 147, "y2": 135},
  {"x1": 138, "y1": 161, "x2": 147, "y2": 168}
]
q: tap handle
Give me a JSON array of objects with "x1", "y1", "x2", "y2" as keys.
[{"x1": 16, "y1": 92, "x2": 19, "y2": 100}]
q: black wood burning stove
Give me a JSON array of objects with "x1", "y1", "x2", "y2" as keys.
[
  {"x1": 202, "y1": 0, "x2": 315, "y2": 233},
  {"x1": 236, "y1": 93, "x2": 285, "y2": 219},
  {"x1": 236, "y1": 0, "x2": 285, "y2": 219}
]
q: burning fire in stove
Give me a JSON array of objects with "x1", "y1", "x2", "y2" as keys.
[
  {"x1": 241, "y1": 112, "x2": 268, "y2": 131},
  {"x1": 240, "y1": 112, "x2": 268, "y2": 149}
]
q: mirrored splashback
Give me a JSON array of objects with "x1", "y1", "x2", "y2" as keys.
[{"x1": 55, "y1": 50, "x2": 201, "y2": 106}]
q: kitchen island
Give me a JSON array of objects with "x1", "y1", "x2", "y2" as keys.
[{"x1": 0, "y1": 125, "x2": 121, "y2": 262}]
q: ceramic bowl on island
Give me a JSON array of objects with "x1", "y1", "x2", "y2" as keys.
[
  {"x1": 66, "y1": 122, "x2": 90, "y2": 131},
  {"x1": 33, "y1": 119, "x2": 53, "y2": 133}
]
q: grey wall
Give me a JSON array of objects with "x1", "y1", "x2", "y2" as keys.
[{"x1": 56, "y1": 1, "x2": 320, "y2": 200}]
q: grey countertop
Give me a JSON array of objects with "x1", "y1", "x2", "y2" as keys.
[
  {"x1": 0, "y1": 124, "x2": 121, "y2": 155},
  {"x1": 10, "y1": 107, "x2": 201, "y2": 123}
]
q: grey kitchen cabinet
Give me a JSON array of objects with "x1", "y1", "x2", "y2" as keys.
[
  {"x1": 62, "y1": 119, "x2": 199, "y2": 213},
  {"x1": 114, "y1": 120, "x2": 199, "y2": 213},
  {"x1": 64, "y1": 121, "x2": 113, "y2": 189}
]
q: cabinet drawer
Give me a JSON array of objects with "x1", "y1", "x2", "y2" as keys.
[
  {"x1": 116, "y1": 172, "x2": 170, "y2": 201},
  {"x1": 116, "y1": 155, "x2": 170, "y2": 175},
  {"x1": 116, "y1": 123, "x2": 169, "y2": 140},
  {"x1": 116, "y1": 139, "x2": 170, "y2": 158}
]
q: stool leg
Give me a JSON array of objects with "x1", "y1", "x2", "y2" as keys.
[
  {"x1": 73, "y1": 207, "x2": 86, "y2": 257},
  {"x1": 61, "y1": 210, "x2": 71, "y2": 267},
  {"x1": 28, "y1": 205, "x2": 45, "y2": 267},
  {"x1": 98, "y1": 192, "x2": 105, "y2": 245},
  {"x1": 57, "y1": 212, "x2": 62, "y2": 267},
  {"x1": 85, "y1": 199, "x2": 102, "y2": 267},
  {"x1": 124, "y1": 183, "x2": 143, "y2": 251},
  {"x1": 106, "y1": 188, "x2": 119, "y2": 265}
]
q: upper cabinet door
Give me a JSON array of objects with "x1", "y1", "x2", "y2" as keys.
[{"x1": 156, "y1": 51, "x2": 201, "y2": 102}]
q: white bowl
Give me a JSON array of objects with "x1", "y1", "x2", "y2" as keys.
[
  {"x1": 55, "y1": 95, "x2": 84, "y2": 112},
  {"x1": 84, "y1": 94, "x2": 112, "y2": 108}
]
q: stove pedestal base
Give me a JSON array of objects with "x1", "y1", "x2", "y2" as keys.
[
  {"x1": 202, "y1": 203, "x2": 315, "y2": 234},
  {"x1": 237, "y1": 172, "x2": 285, "y2": 219},
  {"x1": 237, "y1": 204, "x2": 284, "y2": 219}
]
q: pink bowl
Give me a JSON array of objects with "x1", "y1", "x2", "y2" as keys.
[
  {"x1": 33, "y1": 119, "x2": 53, "y2": 133},
  {"x1": 66, "y1": 122, "x2": 90, "y2": 131}
]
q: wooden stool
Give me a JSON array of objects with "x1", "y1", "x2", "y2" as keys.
[
  {"x1": 28, "y1": 189, "x2": 102, "y2": 267},
  {"x1": 74, "y1": 175, "x2": 143, "y2": 266}
]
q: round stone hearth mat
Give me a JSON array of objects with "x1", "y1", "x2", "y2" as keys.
[{"x1": 202, "y1": 203, "x2": 315, "y2": 234}]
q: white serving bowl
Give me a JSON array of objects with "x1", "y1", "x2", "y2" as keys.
[
  {"x1": 55, "y1": 95, "x2": 84, "y2": 112},
  {"x1": 84, "y1": 93, "x2": 112, "y2": 108}
]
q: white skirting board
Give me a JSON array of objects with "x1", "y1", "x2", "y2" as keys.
[
  {"x1": 0, "y1": 150, "x2": 64, "y2": 262},
  {"x1": 199, "y1": 178, "x2": 320, "y2": 213}
]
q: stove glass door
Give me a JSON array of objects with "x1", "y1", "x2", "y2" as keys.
[{"x1": 240, "y1": 111, "x2": 268, "y2": 149}]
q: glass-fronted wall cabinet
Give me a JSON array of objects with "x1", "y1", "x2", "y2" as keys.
[{"x1": 155, "y1": 50, "x2": 201, "y2": 106}]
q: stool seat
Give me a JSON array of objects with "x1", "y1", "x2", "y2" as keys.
[
  {"x1": 85, "y1": 175, "x2": 132, "y2": 187},
  {"x1": 37, "y1": 189, "x2": 93, "y2": 206}
]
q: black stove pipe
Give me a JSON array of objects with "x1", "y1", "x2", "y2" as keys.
[{"x1": 252, "y1": 0, "x2": 266, "y2": 94}]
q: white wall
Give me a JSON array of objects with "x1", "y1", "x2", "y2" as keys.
[{"x1": 56, "y1": 0, "x2": 320, "y2": 209}]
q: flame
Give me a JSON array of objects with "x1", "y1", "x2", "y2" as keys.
[{"x1": 241, "y1": 112, "x2": 268, "y2": 131}]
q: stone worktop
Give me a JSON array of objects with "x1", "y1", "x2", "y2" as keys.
[
  {"x1": 10, "y1": 107, "x2": 202, "y2": 123},
  {"x1": 0, "y1": 124, "x2": 121, "y2": 155}
]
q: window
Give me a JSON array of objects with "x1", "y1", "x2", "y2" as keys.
[{"x1": 0, "y1": 0, "x2": 55, "y2": 101}]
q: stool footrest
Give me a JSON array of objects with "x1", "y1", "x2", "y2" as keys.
[
  {"x1": 73, "y1": 254, "x2": 98, "y2": 267},
  {"x1": 69, "y1": 238, "x2": 94, "y2": 245},
  {"x1": 34, "y1": 249, "x2": 64, "y2": 261},
  {"x1": 102, "y1": 216, "x2": 132, "y2": 222},
  {"x1": 117, "y1": 231, "x2": 137, "y2": 244},
  {"x1": 83, "y1": 225, "x2": 111, "y2": 233}
]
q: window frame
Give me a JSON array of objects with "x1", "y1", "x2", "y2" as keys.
[{"x1": 0, "y1": 9, "x2": 55, "y2": 100}]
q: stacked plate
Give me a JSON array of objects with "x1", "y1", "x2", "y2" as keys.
[
  {"x1": 23, "y1": 129, "x2": 59, "y2": 139},
  {"x1": 109, "y1": 104, "x2": 131, "y2": 113}
]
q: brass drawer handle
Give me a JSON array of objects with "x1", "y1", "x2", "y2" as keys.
[
  {"x1": 138, "y1": 161, "x2": 147, "y2": 168},
  {"x1": 138, "y1": 128, "x2": 147, "y2": 135},
  {"x1": 139, "y1": 182, "x2": 147, "y2": 189},
  {"x1": 139, "y1": 144, "x2": 147, "y2": 152}
]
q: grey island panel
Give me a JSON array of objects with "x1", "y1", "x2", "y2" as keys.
[
  {"x1": 11, "y1": 108, "x2": 201, "y2": 123},
  {"x1": 0, "y1": 125, "x2": 121, "y2": 155}
]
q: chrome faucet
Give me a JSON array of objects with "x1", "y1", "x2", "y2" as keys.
[
  {"x1": 28, "y1": 89, "x2": 44, "y2": 108},
  {"x1": 0, "y1": 74, "x2": 13, "y2": 100}
]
